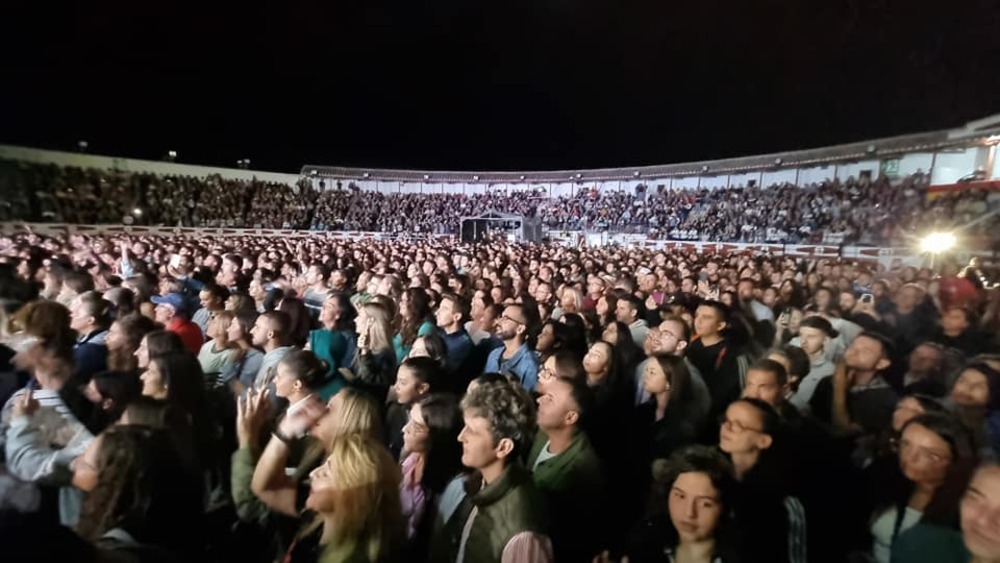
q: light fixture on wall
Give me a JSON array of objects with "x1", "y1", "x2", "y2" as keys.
[
  {"x1": 633, "y1": 171, "x2": 641, "y2": 177},
  {"x1": 701, "y1": 165, "x2": 709, "y2": 172},
  {"x1": 774, "y1": 158, "x2": 782, "y2": 166},
  {"x1": 362, "y1": 172, "x2": 370, "y2": 178},
  {"x1": 166, "y1": 150, "x2": 177, "y2": 162},
  {"x1": 473, "y1": 175, "x2": 480, "y2": 181},
  {"x1": 77, "y1": 140, "x2": 89, "y2": 152}
]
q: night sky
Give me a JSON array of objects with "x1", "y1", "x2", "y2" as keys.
[{"x1": 2, "y1": 0, "x2": 998, "y2": 173}]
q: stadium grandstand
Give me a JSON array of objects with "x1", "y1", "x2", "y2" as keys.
[
  {"x1": 2, "y1": 115, "x2": 1000, "y2": 563},
  {"x1": 2, "y1": 114, "x2": 999, "y2": 253}
]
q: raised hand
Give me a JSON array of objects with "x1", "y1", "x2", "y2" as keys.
[{"x1": 236, "y1": 387, "x2": 271, "y2": 449}]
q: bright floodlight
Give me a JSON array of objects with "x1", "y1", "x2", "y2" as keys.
[
  {"x1": 133, "y1": 208, "x2": 143, "y2": 216},
  {"x1": 920, "y1": 232, "x2": 956, "y2": 254}
]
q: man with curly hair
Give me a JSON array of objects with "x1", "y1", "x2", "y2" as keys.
[{"x1": 431, "y1": 378, "x2": 553, "y2": 562}]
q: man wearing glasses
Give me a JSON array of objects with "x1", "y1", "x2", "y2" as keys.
[{"x1": 484, "y1": 304, "x2": 541, "y2": 392}]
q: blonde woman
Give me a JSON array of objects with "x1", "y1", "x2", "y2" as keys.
[
  {"x1": 241, "y1": 387, "x2": 383, "y2": 521},
  {"x1": 286, "y1": 434, "x2": 405, "y2": 562},
  {"x1": 555, "y1": 286, "x2": 584, "y2": 319},
  {"x1": 347, "y1": 301, "x2": 398, "y2": 403}
]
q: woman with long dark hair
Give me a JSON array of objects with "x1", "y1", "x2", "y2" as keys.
[
  {"x1": 862, "y1": 412, "x2": 976, "y2": 563},
  {"x1": 393, "y1": 288, "x2": 434, "y2": 363},
  {"x1": 133, "y1": 330, "x2": 184, "y2": 371},
  {"x1": 105, "y1": 314, "x2": 159, "y2": 373},
  {"x1": 80, "y1": 370, "x2": 143, "y2": 434},
  {"x1": 140, "y1": 352, "x2": 214, "y2": 472},
  {"x1": 308, "y1": 291, "x2": 357, "y2": 400},
  {"x1": 399, "y1": 393, "x2": 464, "y2": 561},
  {"x1": 602, "y1": 320, "x2": 645, "y2": 379},
  {"x1": 75, "y1": 425, "x2": 204, "y2": 558}
]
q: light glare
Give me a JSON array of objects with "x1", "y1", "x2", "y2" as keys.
[{"x1": 920, "y1": 232, "x2": 956, "y2": 254}]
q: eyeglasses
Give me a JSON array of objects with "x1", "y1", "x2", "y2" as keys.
[
  {"x1": 500, "y1": 315, "x2": 525, "y2": 325},
  {"x1": 719, "y1": 415, "x2": 764, "y2": 434}
]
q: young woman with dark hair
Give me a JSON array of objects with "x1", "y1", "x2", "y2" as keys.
[
  {"x1": 862, "y1": 412, "x2": 976, "y2": 563},
  {"x1": 105, "y1": 314, "x2": 159, "y2": 373},
  {"x1": 394, "y1": 288, "x2": 434, "y2": 363},
  {"x1": 75, "y1": 425, "x2": 204, "y2": 558},
  {"x1": 602, "y1": 320, "x2": 645, "y2": 382},
  {"x1": 399, "y1": 393, "x2": 464, "y2": 561},
  {"x1": 308, "y1": 291, "x2": 358, "y2": 400},
  {"x1": 536, "y1": 320, "x2": 574, "y2": 365},
  {"x1": 140, "y1": 352, "x2": 214, "y2": 472},
  {"x1": 595, "y1": 291, "x2": 621, "y2": 328},
  {"x1": 133, "y1": 330, "x2": 184, "y2": 371},
  {"x1": 719, "y1": 397, "x2": 807, "y2": 563},
  {"x1": 80, "y1": 370, "x2": 143, "y2": 434},
  {"x1": 615, "y1": 445, "x2": 741, "y2": 563},
  {"x1": 276, "y1": 296, "x2": 312, "y2": 349}
]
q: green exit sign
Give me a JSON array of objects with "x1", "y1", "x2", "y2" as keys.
[{"x1": 881, "y1": 158, "x2": 900, "y2": 178}]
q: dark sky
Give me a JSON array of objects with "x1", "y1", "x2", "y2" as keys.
[{"x1": 2, "y1": 0, "x2": 998, "y2": 173}]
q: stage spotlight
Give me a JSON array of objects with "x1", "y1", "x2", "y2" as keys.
[{"x1": 920, "y1": 232, "x2": 956, "y2": 254}]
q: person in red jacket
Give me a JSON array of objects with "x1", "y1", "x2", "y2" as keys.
[{"x1": 151, "y1": 292, "x2": 204, "y2": 355}]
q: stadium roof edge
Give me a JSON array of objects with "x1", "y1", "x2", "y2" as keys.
[{"x1": 303, "y1": 115, "x2": 1000, "y2": 182}]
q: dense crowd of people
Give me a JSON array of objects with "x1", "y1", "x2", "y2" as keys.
[
  {"x1": 1, "y1": 228, "x2": 999, "y2": 563},
  {"x1": 4, "y1": 159, "x2": 998, "y2": 246}
]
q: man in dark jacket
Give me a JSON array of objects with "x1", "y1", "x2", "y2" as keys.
[
  {"x1": 432, "y1": 378, "x2": 552, "y2": 562},
  {"x1": 528, "y1": 375, "x2": 604, "y2": 562}
]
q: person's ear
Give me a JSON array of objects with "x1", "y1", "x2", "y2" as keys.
[
  {"x1": 717, "y1": 321, "x2": 728, "y2": 333},
  {"x1": 876, "y1": 357, "x2": 891, "y2": 372},
  {"x1": 495, "y1": 437, "x2": 515, "y2": 459},
  {"x1": 101, "y1": 398, "x2": 114, "y2": 411},
  {"x1": 757, "y1": 433, "x2": 773, "y2": 451},
  {"x1": 565, "y1": 410, "x2": 580, "y2": 426},
  {"x1": 293, "y1": 380, "x2": 302, "y2": 393},
  {"x1": 675, "y1": 340, "x2": 688, "y2": 353},
  {"x1": 417, "y1": 382, "x2": 430, "y2": 396}
]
